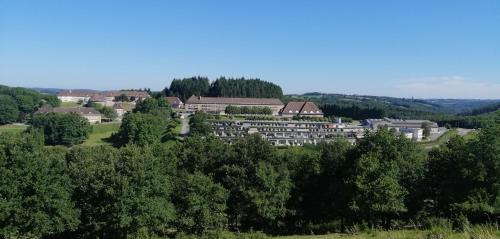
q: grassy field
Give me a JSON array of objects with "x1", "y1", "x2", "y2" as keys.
[
  {"x1": 60, "y1": 101, "x2": 83, "y2": 107},
  {"x1": 0, "y1": 124, "x2": 28, "y2": 134},
  {"x1": 418, "y1": 129, "x2": 458, "y2": 149},
  {"x1": 82, "y1": 122, "x2": 121, "y2": 146},
  {"x1": 274, "y1": 228, "x2": 500, "y2": 239}
]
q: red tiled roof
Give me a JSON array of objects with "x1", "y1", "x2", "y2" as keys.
[
  {"x1": 185, "y1": 96, "x2": 283, "y2": 105},
  {"x1": 57, "y1": 90, "x2": 97, "y2": 97},
  {"x1": 281, "y1": 101, "x2": 322, "y2": 115}
]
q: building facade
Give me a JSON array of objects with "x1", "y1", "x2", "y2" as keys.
[
  {"x1": 211, "y1": 119, "x2": 367, "y2": 146},
  {"x1": 36, "y1": 106, "x2": 103, "y2": 124},
  {"x1": 185, "y1": 96, "x2": 284, "y2": 115}
]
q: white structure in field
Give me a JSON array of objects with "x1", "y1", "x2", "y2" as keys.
[{"x1": 363, "y1": 118, "x2": 438, "y2": 141}]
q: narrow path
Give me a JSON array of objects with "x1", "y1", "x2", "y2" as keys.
[{"x1": 179, "y1": 114, "x2": 190, "y2": 136}]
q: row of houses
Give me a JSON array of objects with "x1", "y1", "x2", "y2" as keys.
[
  {"x1": 57, "y1": 90, "x2": 150, "y2": 106},
  {"x1": 35, "y1": 104, "x2": 129, "y2": 124},
  {"x1": 363, "y1": 118, "x2": 439, "y2": 141},
  {"x1": 184, "y1": 95, "x2": 324, "y2": 117},
  {"x1": 212, "y1": 119, "x2": 366, "y2": 146}
]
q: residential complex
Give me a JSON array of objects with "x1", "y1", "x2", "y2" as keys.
[
  {"x1": 185, "y1": 96, "x2": 285, "y2": 115},
  {"x1": 363, "y1": 118, "x2": 439, "y2": 141},
  {"x1": 57, "y1": 90, "x2": 150, "y2": 105},
  {"x1": 212, "y1": 119, "x2": 366, "y2": 146},
  {"x1": 35, "y1": 106, "x2": 103, "y2": 124}
]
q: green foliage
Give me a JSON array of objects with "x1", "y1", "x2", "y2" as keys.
[
  {"x1": 174, "y1": 172, "x2": 229, "y2": 233},
  {"x1": 99, "y1": 106, "x2": 118, "y2": 119},
  {"x1": 66, "y1": 145, "x2": 177, "y2": 238},
  {"x1": 215, "y1": 135, "x2": 292, "y2": 231},
  {"x1": 165, "y1": 77, "x2": 283, "y2": 101},
  {"x1": 113, "y1": 112, "x2": 167, "y2": 146},
  {"x1": 30, "y1": 112, "x2": 92, "y2": 146},
  {"x1": 189, "y1": 111, "x2": 213, "y2": 136},
  {"x1": 168, "y1": 77, "x2": 211, "y2": 102},
  {"x1": 134, "y1": 98, "x2": 172, "y2": 119},
  {"x1": 115, "y1": 93, "x2": 130, "y2": 102},
  {"x1": 209, "y1": 77, "x2": 283, "y2": 98},
  {"x1": 0, "y1": 85, "x2": 61, "y2": 124},
  {"x1": 348, "y1": 128, "x2": 426, "y2": 226},
  {"x1": 0, "y1": 95, "x2": 20, "y2": 124},
  {"x1": 426, "y1": 123, "x2": 500, "y2": 222},
  {"x1": 0, "y1": 132, "x2": 79, "y2": 238},
  {"x1": 225, "y1": 105, "x2": 273, "y2": 115}
]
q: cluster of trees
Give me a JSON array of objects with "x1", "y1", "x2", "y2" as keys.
[
  {"x1": 112, "y1": 98, "x2": 174, "y2": 146},
  {"x1": 166, "y1": 77, "x2": 211, "y2": 102},
  {"x1": 225, "y1": 105, "x2": 273, "y2": 115},
  {"x1": 29, "y1": 113, "x2": 92, "y2": 146},
  {"x1": 164, "y1": 77, "x2": 283, "y2": 101},
  {"x1": 460, "y1": 102, "x2": 500, "y2": 116},
  {"x1": 320, "y1": 104, "x2": 385, "y2": 120},
  {"x1": 208, "y1": 77, "x2": 283, "y2": 99},
  {"x1": 87, "y1": 102, "x2": 118, "y2": 120},
  {"x1": 2, "y1": 116, "x2": 498, "y2": 238},
  {"x1": 0, "y1": 85, "x2": 60, "y2": 124}
]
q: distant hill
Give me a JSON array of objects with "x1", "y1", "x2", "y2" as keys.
[
  {"x1": 285, "y1": 92, "x2": 500, "y2": 119},
  {"x1": 460, "y1": 102, "x2": 500, "y2": 116},
  {"x1": 424, "y1": 99, "x2": 500, "y2": 114}
]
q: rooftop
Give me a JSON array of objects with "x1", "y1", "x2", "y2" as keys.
[
  {"x1": 282, "y1": 101, "x2": 322, "y2": 115},
  {"x1": 36, "y1": 106, "x2": 101, "y2": 116},
  {"x1": 186, "y1": 96, "x2": 283, "y2": 105}
]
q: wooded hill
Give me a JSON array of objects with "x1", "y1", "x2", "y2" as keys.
[{"x1": 164, "y1": 76, "x2": 283, "y2": 101}]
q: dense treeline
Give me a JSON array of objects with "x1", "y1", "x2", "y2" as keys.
[
  {"x1": 164, "y1": 77, "x2": 283, "y2": 101},
  {"x1": 30, "y1": 113, "x2": 92, "y2": 146},
  {"x1": 208, "y1": 77, "x2": 283, "y2": 99},
  {"x1": 0, "y1": 85, "x2": 60, "y2": 124},
  {"x1": 1, "y1": 115, "x2": 498, "y2": 238},
  {"x1": 460, "y1": 102, "x2": 500, "y2": 116},
  {"x1": 167, "y1": 77, "x2": 211, "y2": 102},
  {"x1": 320, "y1": 104, "x2": 385, "y2": 120},
  {"x1": 296, "y1": 93, "x2": 499, "y2": 128}
]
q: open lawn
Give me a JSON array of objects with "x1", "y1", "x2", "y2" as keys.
[
  {"x1": 418, "y1": 129, "x2": 458, "y2": 149},
  {"x1": 0, "y1": 124, "x2": 28, "y2": 134},
  {"x1": 60, "y1": 101, "x2": 83, "y2": 107},
  {"x1": 83, "y1": 122, "x2": 120, "y2": 146},
  {"x1": 274, "y1": 228, "x2": 500, "y2": 239}
]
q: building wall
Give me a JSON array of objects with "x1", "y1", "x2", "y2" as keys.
[
  {"x1": 58, "y1": 96, "x2": 90, "y2": 103},
  {"x1": 186, "y1": 103, "x2": 283, "y2": 115},
  {"x1": 83, "y1": 115, "x2": 101, "y2": 124}
]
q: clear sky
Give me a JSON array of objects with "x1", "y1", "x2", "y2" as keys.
[{"x1": 1, "y1": 0, "x2": 499, "y2": 99}]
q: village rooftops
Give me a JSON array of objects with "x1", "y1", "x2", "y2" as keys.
[
  {"x1": 165, "y1": 96, "x2": 183, "y2": 104},
  {"x1": 281, "y1": 101, "x2": 323, "y2": 115},
  {"x1": 104, "y1": 91, "x2": 150, "y2": 98},
  {"x1": 57, "y1": 90, "x2": 98, "y2": 97},
  {"x1": 185, "y1": 96, "x2": 283, "y2": 105},
  {"x1": 36, "y1": 106, "x2": 102, "y2": 116},
  {"x1": 58, "y1": 90, "x2": 150, "y2": 98}
]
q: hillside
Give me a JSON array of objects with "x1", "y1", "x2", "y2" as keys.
[{"x1": 285, "y1": 93, "x2": 500, "y2": 120}]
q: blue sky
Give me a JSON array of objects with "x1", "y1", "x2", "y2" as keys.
[{"x1": 1, "y1": 0, "x2": 499, "y2": 99}]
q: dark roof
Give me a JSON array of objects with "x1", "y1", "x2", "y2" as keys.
[
  {"x1": 89, "y1": 94, "x2": 107, "y2": 102},
  {"x1": 186, "y1": 96, "x2": 283, "y2": 105},
  {"x1": 104, "y1": 91, "x2": 150, "y2": 98},
  {"x1": 165, "y1": 97, "x2": 183, "y2": 104},
  {"x1": 282, "y1": 101, "x2": 322, "y2": 115},
  {"x1": 36, "y1": 106, "x2": 101, "y2": 116},
  {"x1": 57, "y1": 90, "x2": 97, "y2": 97}
]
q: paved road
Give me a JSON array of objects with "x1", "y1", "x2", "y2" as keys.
[{"x1": 179, "y1": 114, "x2": 190, "y2": 136}]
